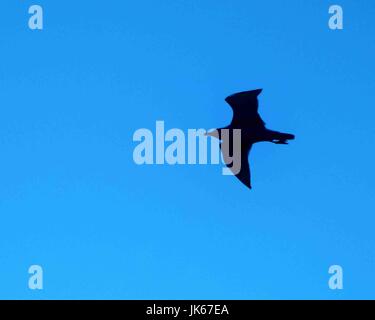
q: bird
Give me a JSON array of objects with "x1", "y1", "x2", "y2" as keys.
[{"x1": 207, "y1": 89, "x2": 295, "y2": 189}]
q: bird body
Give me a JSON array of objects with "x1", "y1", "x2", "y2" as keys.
[{"x1": 208, "y1": 89, "x2": 295, "y2": 189}]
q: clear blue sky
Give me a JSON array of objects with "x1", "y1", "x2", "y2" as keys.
[{"x1": 1, "y1": 0, "x2": 375, "y2": 299}]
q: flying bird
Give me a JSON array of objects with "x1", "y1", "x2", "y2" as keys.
[{"x1": 208, "y1": 89, "x2": 295, "y2": 189}]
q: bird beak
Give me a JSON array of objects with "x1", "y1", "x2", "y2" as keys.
[{"x1": 205, "y1": 130, "x2": 219, "y2": 138}]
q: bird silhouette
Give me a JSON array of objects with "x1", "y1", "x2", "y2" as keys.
[{"x1": 207, "y1": 89, "x2": 295, "y2": 189}]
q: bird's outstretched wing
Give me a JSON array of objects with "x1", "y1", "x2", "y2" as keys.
[
  {"x1": 221, "y1": 142, "x2": 253, "y2": 189},
  {"x1": 235, "y1": 145, "x2": 252, "y2": 189},
  {"x1": 225, "y1": 89, "x2": 265, "y2": 128}
]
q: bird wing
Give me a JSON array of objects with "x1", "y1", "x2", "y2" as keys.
[
  {"x1": 221, "y1": 141, "x2": 253, "y2": 189},
  {"x1": 236, "y1": 143, "x2": 252, "y2": 189},
  {"x1": 225, "y1": 89, "x2": 266, "y2": 128}
]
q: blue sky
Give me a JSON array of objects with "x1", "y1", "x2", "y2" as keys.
[{"x1": 1, "y1": 0, "x2": 375, "y2": 299}]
